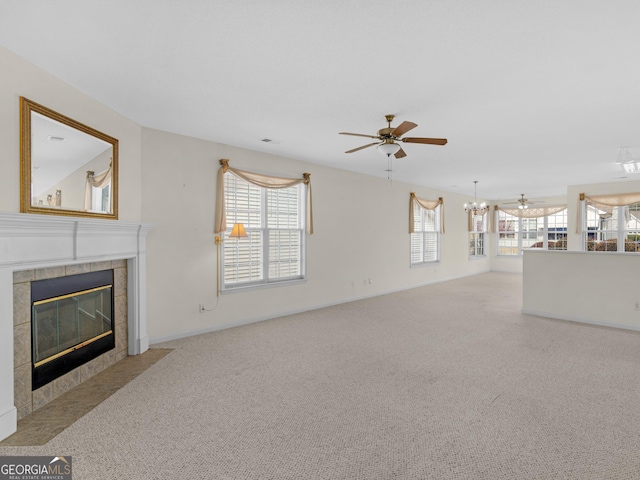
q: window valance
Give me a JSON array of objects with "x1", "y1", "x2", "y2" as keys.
[
  {"x1": 409, "y1": 193, "x2": 444, "y2": 234},
  {"x1": 579, "y1": 192, "x2": 640, "y2": 208},
  {"x1": 493, "y1": 205, "x2": 566, "y2": 233},
  {"x1": 495, "y1": 205, "x2": 567, "y2": 219},
  {"x1": 84, "y1": 164, "x2": 112, "y2": 211},
  {"x1": 577, "y1": 192, "x2": 640, "y2": 233},
  {"x1": 215, "y1": 159, "x2": 313, "y2": 234}
]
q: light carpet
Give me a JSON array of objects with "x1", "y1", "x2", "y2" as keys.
[{"x1": 2, "y1": 272, "x2": 640, "y2": 479}]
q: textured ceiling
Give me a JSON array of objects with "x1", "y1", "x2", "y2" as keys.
[{"x1": 2, "y1": 0, "x2": 640, "y2": 201}]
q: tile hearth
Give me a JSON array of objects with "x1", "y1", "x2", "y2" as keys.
[{"x1": 0, "y1": 348, "x2": 171, "y2": 446}]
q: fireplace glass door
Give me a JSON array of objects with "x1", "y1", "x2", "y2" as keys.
[{"x1": 33, "y1": 286, "x2": 113, "y2": 366}]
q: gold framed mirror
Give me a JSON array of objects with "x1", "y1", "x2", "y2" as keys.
[{"x1": 20, "y1": 97, "x2": 118, "y2": 219}]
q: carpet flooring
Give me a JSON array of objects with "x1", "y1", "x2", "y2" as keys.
[{"x1": 2, "y1": 272, "x2": 640, "y2": 479}]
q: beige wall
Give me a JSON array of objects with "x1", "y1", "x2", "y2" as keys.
[
  {"x1": 523, "y1": 250, "x2": 640, "y2": 330},
  {"x1": 0, "y1": 45, "x2": 142, "y2": 220},
  {"x1": 141, "y1": 128, "x2": 490, "y2": 342}
]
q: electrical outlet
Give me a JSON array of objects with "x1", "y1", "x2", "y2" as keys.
[
  {"x1": 635, "y1": 302, "x2": 640, "y2": 311},
  {"x1": 199, "y1": 304, "x2": 206, "y2": 313}
]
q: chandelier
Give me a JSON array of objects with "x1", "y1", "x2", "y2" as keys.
[{"x1": 464, "y1": 181, "x2": 488, "y2": 215}]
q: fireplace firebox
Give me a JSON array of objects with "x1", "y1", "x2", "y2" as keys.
[{"x1": 31, "y1": 270, "x2": 115, "y2": 390}]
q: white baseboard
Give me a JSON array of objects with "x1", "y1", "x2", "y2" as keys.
[
  {"x1": 522, "y1": 309, "x2": 640, "y2": 333},
  {"x1": 150, "y1": 271, "x2": 487, "y2": 345}
]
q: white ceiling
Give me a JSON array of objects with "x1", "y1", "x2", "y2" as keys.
[{"x1": 2, "y1": 0, "x2": 640, "y2": 201}]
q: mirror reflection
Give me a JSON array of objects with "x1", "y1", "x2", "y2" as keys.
[{"x1": 21, "y1": 97, "x2": 118, "y2": 219}]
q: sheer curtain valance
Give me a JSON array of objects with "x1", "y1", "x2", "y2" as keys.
[
  {"x1": 215, "y1": 158, "x2": 313, "y2": 234},
  {"x1": 579, "y1": 192, "x2": 640, "y2": 209},
  {"x1": 467, "y1": 206, "x2": 490, "y2": 232},
  {"x1": 83, "y1": 164, "x2": 112, "y2": 211},
  {"x1": 577, "y1": 192, "x2": 640, "y2": 233},
  {"x1": 492, "y1": 205, "x2": 566, "y2": 233},
  {"x1": 496, "y1": 205, "x2": 567, "y2": 219},
  {"x1": 409, "y1": 193, "x2": 444, "y2": 233}
]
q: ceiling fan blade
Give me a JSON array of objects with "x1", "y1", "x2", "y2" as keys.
[
  {"x1": 395, "y1": 147, "x2": 407, "y2": 159},
  {"x1": 402, "y1": 137, "x2": 448, "y2": 145},
  {"x1": 339, "y1": 132, "x2": 379, "y2": 139},
  {"x1": 391, "y1": 121, "x2": 417, "y2": 137},
  {"x1": 345, "y1": 142, "x2": 379, "y2": 154}
]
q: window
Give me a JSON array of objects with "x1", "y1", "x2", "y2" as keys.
[
  {"x1": 222, "y1": 173, "x2": 305, "y2": 288},
  {"x1": 91, "y1": 184, "x2": 110, "y2": 213},
  {"x1": 411, "y1": 202, "x2": 440, "y2": 264},
  {"x1": 497, "y1": 210, "x2": 519, "y2": 255},
  {"x1": 469, "y1": 211, "x2": 487, "y2": 257},
  {"x1": 584, "y1": 202, "x2": 640, "y2": 252},
  {"x1": 546, "y1": 209, "x2": 568, "y2": 250},
  {"x1": 496, "y1": 207, "x2": 567, "y2": 255}
]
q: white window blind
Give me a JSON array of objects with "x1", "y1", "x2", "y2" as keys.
[
  {"x1": 411, "y1": 203, "x2": 440, "y2": 264},
  {"x1": 223, "y1": 173, "x2": 305, "y2": 288}
]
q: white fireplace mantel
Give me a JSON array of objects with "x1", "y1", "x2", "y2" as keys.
[{"x1": 0, "y1": 212, "x2": 154, "y2": 442}]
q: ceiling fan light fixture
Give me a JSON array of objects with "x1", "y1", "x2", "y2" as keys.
[{"x1": 377, "y1": 142, "x2": 401, "y2": 157}]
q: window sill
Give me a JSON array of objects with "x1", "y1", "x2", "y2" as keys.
[
  {"x1": 410, "y1": 260, "x2": 440, "y2": 269},
  {"x1": 221, "y1": 277, "x2": 307, "y2": 294}
]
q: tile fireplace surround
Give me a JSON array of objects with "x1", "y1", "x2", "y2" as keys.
[{"x1": 0, "y1": 212, "x2": 153, "y2": 442}]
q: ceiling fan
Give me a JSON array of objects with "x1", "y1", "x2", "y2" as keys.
[
  {"x1": 339, "y1": 115, "x2": 447, "y2": 159},
  {"x1": 504, "y1": 194, "x2": 542, "y2": 209}
]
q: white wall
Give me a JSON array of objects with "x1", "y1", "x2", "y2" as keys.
[
  {"x1": 0, "y1": 45, "x2": 142, "y2": 220},
  {"x1": 523, "y1": 250, "x2": 640, "y2": 330},
  {"x1": 141, "y1": 128, "x2": 490, "y2": 342},
  {"x1": 523, "y1": 181, "x2": 640, "y2": 330}
]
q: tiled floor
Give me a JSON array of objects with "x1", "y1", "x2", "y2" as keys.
[{"x1": 0, "y1": 348, "x2": 172, "y2": 447}]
